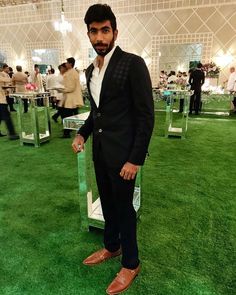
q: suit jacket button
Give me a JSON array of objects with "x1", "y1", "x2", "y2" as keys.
[
  {"x1": 98, "y1": 128, "x2": 103, "y2": 133},
  {"x1": 97, "y1": 112, "x2": 101, "y2": 117}
]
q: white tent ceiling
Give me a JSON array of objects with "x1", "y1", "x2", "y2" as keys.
[{"x1": 0, "y1": 0, "x2": 50, "y2": 7}]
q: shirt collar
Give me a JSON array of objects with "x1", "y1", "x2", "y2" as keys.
[{"x1": 93, "y1": 45, "x2": 117, "y2": 68}]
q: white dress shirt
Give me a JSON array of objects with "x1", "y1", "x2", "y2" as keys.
[
  {"x1": 227, "y1": 72, "x2": 236, "y2": 91},
  {"x1": 90, "y1": 46, "x2": 116, "y2": 107}
]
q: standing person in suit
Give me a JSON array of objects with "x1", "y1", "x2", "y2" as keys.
[
  {"x1": 189, "y1": 62, "x2": 205, "y2": 115},
  {"x1": 60, "y1": 57, "x2": 83, "y2": 138},
  {"x1": 72, "y1": 4, "x2": 154, "y2": 294},
  {"x1": 12, "y1": 65, "x2": 28, "y2": 113},
  {"x1": 0, "y1": 64, "x2": 16, "y2": 112},
  {"x1": 0, "y1": 74, "x2": 19, "y2": 139}
]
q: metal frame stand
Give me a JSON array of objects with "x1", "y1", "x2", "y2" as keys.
[
  {"x1": 201, "y1": 93, "x2": 233, "y2": 115},
  {"x1": 164, "y1": 90, "x2": 190, "y2": 139},
  {"x1": 12, "y1": 92, "x2": 51, "y2": 147}
]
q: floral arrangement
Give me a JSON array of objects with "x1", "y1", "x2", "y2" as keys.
[
  {"x1": 202, "y1": 62, "x2": 220, "y2": 78},
  {"x1": 25, "y1": 83, "x2": 38, "y2": 91}
]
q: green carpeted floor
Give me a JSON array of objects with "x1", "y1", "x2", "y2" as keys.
[{"x1": 0, "y1": 108, "x2": 235, "y2": 295}]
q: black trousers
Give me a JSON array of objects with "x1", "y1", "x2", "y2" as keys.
[
  {"x1": 190, "y1": 90, "x2": 201, "y2": 114},
  {"x1": 179, "y1": 98, "x2": 184, "y2": 113},
  {"x1": 23, "y1": 99, "x2": 28, "y2": 113},
  {"x1": 233, "y1": 97, "x2": 236, "y2": 108},
  {"x1": 6, "y1": 95, "x2": 15, "y2": 111},
  {"x1": 61, "y1": 107, "x2": 78, "y2": 136},
  {"x1": 52, "y1": 106, "x2": 63, "y2": 121},
  {"x1": 94, "y1": 150, "x2": 139, "y2": 269},
  {"x1": 0, "y1": 104, "x2": 16, "y2": 135}
]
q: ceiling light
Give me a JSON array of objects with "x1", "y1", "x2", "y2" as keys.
[{"x1": 54, "y1": 0, "x2": 72, "y2": 35}]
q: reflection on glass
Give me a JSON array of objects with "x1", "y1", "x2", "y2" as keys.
[
  {"x1": 159, "y1": 43, "x2": 202, "y2": 73},
  {"x1": 31, "y1": 49, "x2": 59, "y2": 73}
]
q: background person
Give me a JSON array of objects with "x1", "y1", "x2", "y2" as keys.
[
  {"x1": 225, "y1": 66, "x2": 236, "y2": 112},
  {"x1": 0, "y1": 63, "x2": 16, "y2": 112},
  {"x1": 46, "y1": 68, "x2": 58, "y2": 109},
  {"x1": 12, "y1": 65, "x2": 28, "y2": 113},
  {"x1": 30, "y1": 64, "x2": 44, "y2": 106},
  {"x1": 189, "y1": 62, "x2": 205, "y2": 115},
  {"x1": 52, "y1": 63, "x2": 67, "y2": 123},
  {"x1": 30, "y1": 64, "x2": 44, "y2": 92},
  {"x1": 0, "y1": 74, "x2": 19, "y2": 140},
  {"x1": 60, "y1": 57, "x2": 83, "y2": 138}
]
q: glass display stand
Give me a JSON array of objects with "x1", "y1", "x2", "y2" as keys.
[
  {"x1": 201, "y1": 93, "x2": 232, "y2": 115},
  {"x1": 164, "y1": 90, "x2": 190, "y2": 139},
  {"x1": 11, "y1": 92, "x2": 51, "y2": 147},
  {"x1": 63, "y1": 112, "x2": 142, "y2": 230}
]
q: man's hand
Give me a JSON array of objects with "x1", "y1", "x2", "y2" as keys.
[
  {"x1": 120, "y1": 162, "x2": 139, "y2": 180},
  {"x1": 72, "y1": 134, "x2": 85, "y2": 153}
]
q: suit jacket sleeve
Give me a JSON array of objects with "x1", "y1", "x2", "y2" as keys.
[{"x1": 127, "y1": 56, "x2": 154, "y2": 165}]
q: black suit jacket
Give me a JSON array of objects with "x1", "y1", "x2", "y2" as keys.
[
  {"x1": 78, "y1": 46, "x2": 154, "y2": 168},
  {"x1": 189, "y1": 69, "x2": 205, "y2": 91}
]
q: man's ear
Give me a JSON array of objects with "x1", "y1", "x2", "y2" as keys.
[{"x1": 114, "y1": 29, "x2": 118, "y2": 41}]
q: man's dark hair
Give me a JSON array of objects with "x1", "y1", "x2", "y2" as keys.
[
  {"x1": 58, "y1": 63, "x2": 67, "y2": 71},
  {"x1": 34, "y1": 64, "x2": 39, "y2": 69},
  {"x1": 2, "y1": 63, "x2": 8, "y2": 69},
  {"x1": 66, "y1": 57, "x2": 75, "y2": 68},
  {"x1": 51, "y1": 68, "x2": 55, "y2": 74},
  {"x1": 16, "y1": 65, "x2": 22, "y2": 72},
  {"x1": 197, "y1": 62, "x2": 202, "y2": 68},
  {"x1": 84, "y1": 4, "x2": 117, "y2": 32}
]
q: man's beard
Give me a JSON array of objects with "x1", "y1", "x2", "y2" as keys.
[{"x1": 93, "y1": 37, "x2": 115, "y2": 57}]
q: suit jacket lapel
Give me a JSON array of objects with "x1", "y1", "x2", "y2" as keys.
[
  {"x1": 86, "y1": 64, "x2": 94, "y2": 95},
  {"x1": 99, "y1": 46, "x2": 123, "y2": 104},
  {"x1": 86, "y1": 64, "x2": 98, "y2": 108}
]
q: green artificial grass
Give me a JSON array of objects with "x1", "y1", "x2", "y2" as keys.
[{"x1": 0, "y1": 108, "x2": 235, "y2": 295}]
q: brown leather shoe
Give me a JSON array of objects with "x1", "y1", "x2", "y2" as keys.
[
  {"x1": 83, "y1": 248, "x2": 121, "y2": 266},
  {"x1": 106, "y1": 265, "x2": 140, "y2": 294}
]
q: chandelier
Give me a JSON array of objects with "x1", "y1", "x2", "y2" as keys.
[{"x1": 54, "y1": 0, "x2": 72, "y2": 35}]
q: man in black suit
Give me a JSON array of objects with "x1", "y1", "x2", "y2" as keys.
[
  {"x1": 72, "y1": 4, "x2": 154, "y2": 294},
  {"x1": 189, "y1": 62, "x2": 205, "y2": 115}
]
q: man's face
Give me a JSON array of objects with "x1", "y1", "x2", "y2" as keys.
[
  {"x1": 87, "y1": 20, "x2": 118, "y2": 57},
  {"x1": 60, "y1": 67, "x2": 67, "y2": 75},
  {"x1": 4, "y1": 67, "x2": 9, "y2": 73}
]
